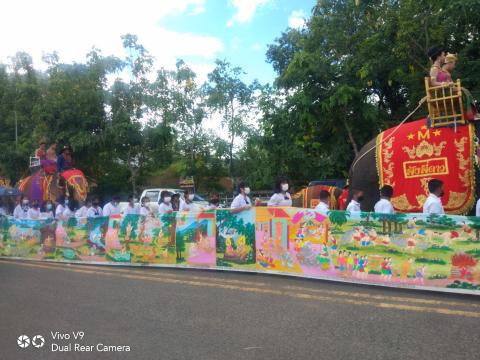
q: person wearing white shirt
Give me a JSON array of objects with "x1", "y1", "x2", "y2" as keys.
[
  {"x1": 267, "y1": 178, "x2": 292, "y2": 207},
  {"x1": 63, "y1": 206, "x2": 75, "y2": 220},
  {"x1": 123, "y1": 195, "x2": 139, "y2": 215},
  {"x1": 158, "y1": 191, "x2": 173, "y2": 215},
  {"x1": 206, "y1": 192, "x2": 220, "y2": 210},
  {"x1": 41, "y1": 201, "x2": 54, "y2": 219},
  {"x1": 139, "y1": 197, "x2": 151, "y2": 217},
  {"x1": 476, "y1": 198, "x2": 480, "y2": 217},
  {"x1": 14, "y1": 197, "x2": 29, "y2": 219},
  {"x1": 27, "y1": 200, "x2": 41, "y2": 220},
  {"x1": 346, "y1": 189, "x2": 364, "y2": 213},
  {"x1": 55, "y1": 198, "x2": 67, "y2": 220},
  {"x1": 179, "y1": 190, "x2": 195, "y2": 212},
  {"x1": 374, "y1": 185, "x2": 395, "y2": 214},
  {"x1": 315, "y1": 190, "x2": 331, "y2": 214},
  {"x1": 87, "y1": 198, "x2": 103, "y2": 218},
  {"x1": 423, "y1": 179, "x2": 445, "y2": 215},
  {"x1": 103, "y1": 196, "x2": 121, "y2": 217},
  {"x1": 76, "y1": 200, "x2": 91, "y2": 218},
  {"x1": 230, "y1": 182, "x2": 252, "y2": 213}
]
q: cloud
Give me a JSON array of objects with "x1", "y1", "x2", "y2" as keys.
[
  {"x1": 0, "y1": 0, "x2": 221, "y2": 84},
  {"x1": 226, "y1": 0, "x2": 270, "y2": 27},
  {"x1": 288, "y1": 9, "x2": 307, "y2": 29},
  {"x1": 251, "y1": 43, "x2": 263, "y2": 52},
  {"x1": 190, "y1": 5, "x2": 206, "y2": 15}
]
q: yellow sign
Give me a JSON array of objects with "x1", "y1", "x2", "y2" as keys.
[{"x1": 403, "y1": 158, "x2": 449, "y2": 179}]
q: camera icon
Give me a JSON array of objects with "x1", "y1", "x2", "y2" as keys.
[
  {"x1": 17, "y1": 334, "x2": 45, "y2": 349},
  {"x1": 17, "y1": 335, "x2": 30, "y2": 349},
  {"x1": 32, "y1": 335, "x2": 45, "y2": 348}
]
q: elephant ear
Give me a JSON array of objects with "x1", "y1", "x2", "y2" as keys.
[{"x1": 61, "y1": 169, "x2": 89, "y2": 201}]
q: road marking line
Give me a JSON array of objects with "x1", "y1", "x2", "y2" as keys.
[
  {"x1": 6, "y1": 260, "x2": 268, "y2": 287},
  {"x1": 2, "y1": 260, "x2": 480, "y2": 318},
  {"x1": 15, "y1": 260, "x2": 479, "y2": 310},
  {"x1": 284, "y1": 285, "x2": 480, "y2": 309}
]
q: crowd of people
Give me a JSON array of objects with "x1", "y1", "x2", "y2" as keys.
[
  {"x1": 0, "y1": 175, "x2": 478, "y2": 220},
  {"x1": 339, "y1": 178, "x2": 449, "y2": 216}
]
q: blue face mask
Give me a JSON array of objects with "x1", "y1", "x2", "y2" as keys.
[
  {"x1": 46, "y1": 204, "x2": 52, "y2": 210},
  {"x1": 65, "y1": 200, "x2": 69, "y2": 205}
]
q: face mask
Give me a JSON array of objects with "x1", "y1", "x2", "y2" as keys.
[
  {"x1": 164, "y1": 197, "x2": 171, "y2": 203},
  {"x1": 188, "y1": 194, "x2": 195, "y2": 201},
  {"x1": 65, "y1": 200, "x2": 69, "y2": 205},
  {"x1": 22, "y1": 200, "x2": 29, "y2": 206},
  {"x1": 244, "y1": 188, "x2": 251, "y2": 195},
  {"x1": 357, "y1": 196, "x2": 364, "y2": 202},
  {"x1": 281, "y1": 184, "x2": 289, "y2": 192},
  {"x1": 133, "y1": 198, "x2": 138, "y2": 203},
  {"x1": 46, "y1": 204, "x2": 52, "y2": 210},
  {"x1": 113, "y1": 202, "x2": 119, "y2": 207}
]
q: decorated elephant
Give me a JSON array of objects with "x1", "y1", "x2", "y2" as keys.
[
  {"x1": 292, "y1": 184, "x2": 348, "y2": 210},
  {"x1": 17, "y1": 168, "x2": 89, "y2": 206},
  {"x1": 349, "y1": 118, "x2": 480, "y2": 215}
]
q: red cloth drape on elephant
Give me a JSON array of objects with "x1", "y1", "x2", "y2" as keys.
[{"x1": 376, "y1": 118, "x2": 474, "y2": 214}]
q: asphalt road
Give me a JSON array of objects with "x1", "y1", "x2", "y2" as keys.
[{"x1": 1, "y1": 260, "x2": 479, "y2": 360}]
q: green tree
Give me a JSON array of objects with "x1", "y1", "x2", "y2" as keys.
[
  {"x1": 205, "y1": 60, "x2": 258, "y2": 177},
  {"x1": 328, "y1": 210, "x2": 350, "y2": 229}
]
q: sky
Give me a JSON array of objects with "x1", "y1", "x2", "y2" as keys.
[{"x1": 0, "y1": 0, "x2": 316, "y2": 85}]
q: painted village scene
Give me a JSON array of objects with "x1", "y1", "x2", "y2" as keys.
[
  {"x1": 1, "y1": 207, "x2": 480, "y2": 292},
  {"x1": 256, "y1": 208, "x2": 480, "y2": 291}
]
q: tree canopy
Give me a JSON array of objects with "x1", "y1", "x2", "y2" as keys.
[{"x1": 0, "y1": 1, "x2": 479, "y2": 197}]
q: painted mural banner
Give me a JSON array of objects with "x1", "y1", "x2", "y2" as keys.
[{"x1": 1, "y1": 208, "x2": 480, "y2": 295}]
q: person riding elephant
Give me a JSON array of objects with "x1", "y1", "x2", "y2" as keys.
[
  {"x1": 38, "y1": 141, "x2": 58, "y2": 175},
  {"x1": 435, "y1": 52, "x2": 479, "y2": 121},
  {"x1": 57, "y1": 146, "x2": 73, "y2": 173},
  {"x1": 428, "y1": 45, "x2": 446, "y2": 87},
  {"x1": 35, "y1": 139, "x2": 47, "y2": 160}
]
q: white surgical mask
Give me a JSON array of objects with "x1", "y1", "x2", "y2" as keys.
[
  {"x1": 22, "y1": 200, "x2": 29, "y2": 205},
  {"x1": 164, "y1": 197, "x2": 171, "y2": 203},
  {"x1": 244, "y1": 188, "x2": 251, "y2": 195},
  {"x1": 188, "y1": 194, "x2": 195, "y2": 201},
  {"x1": 281, "y1": 184, "x2": 289, "y2": 192}
]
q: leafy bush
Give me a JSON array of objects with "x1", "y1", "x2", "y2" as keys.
[
  {"x1": 427, "y1": 245, "x2": 453, "y2": 252},
  {"x1": 466, "y1": 249, "x2": 480, "y2": 258},
  {"x1": 415, "y1": 257, "x2": 447, "y2": 265},
  {"x1": 428, "y1": 274, "x2": 448, "y2": 280},
  {"x1": 447, "y1": 280, "x2": 480, "y2": 290},
  {"x1": 386, "y1": 248, "x2": 401, "y2": 255}
]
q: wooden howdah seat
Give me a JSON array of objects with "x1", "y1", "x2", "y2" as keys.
[{"x1": 424, "y1": 77, "x2": 466, "y2": 129}]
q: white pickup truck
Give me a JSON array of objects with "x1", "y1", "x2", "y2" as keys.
[{"x1": 139, "y1": 188, "x2": 208, "y2": 213}]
